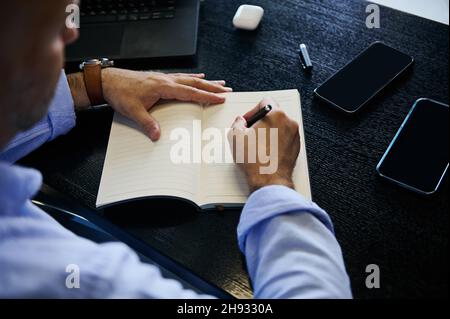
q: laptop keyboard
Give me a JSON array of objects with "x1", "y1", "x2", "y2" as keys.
[{"x1": 80, "y1": 0, "x2": 176, "y2": 24}]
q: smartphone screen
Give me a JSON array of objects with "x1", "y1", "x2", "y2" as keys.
[
  {"x1": 314, "y1": 42, "x2": 414, "y2": 113},
  {"x1": 377, "y1": 99, "x2": 449, "y2": 194}
]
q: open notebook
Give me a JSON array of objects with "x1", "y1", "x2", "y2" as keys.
[{"x1": 96, "y1": 89, "x2": 311, "y2": 209}]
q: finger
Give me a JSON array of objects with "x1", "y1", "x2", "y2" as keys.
[
  {"x1": 243, "y1": 98, "x2": 278, "y2": 120},
  {"x1": 174, "y1": 77, "x2": 232, "y2": 93},
  {"x1": 231, "y1": 116, "x2": 247, "y2": 130},
  {"x1": 170, "y1": 73, "x2": 205, "y2": 79},
  {"x1": 212, "y1": 80, "x2": 227, "y2": 86},
  {"x1": 161, "y1": 83, "x2": 226, "y2": 105},
  {"x1": 228, "y1": 116, "x2": 247, "y2": 146},
  {"x1": 128, "y1": 107, "x2": 161, "y2": 141},
  {"x1": 228, "y1": 116, "x2": 251, "y2": 164}
]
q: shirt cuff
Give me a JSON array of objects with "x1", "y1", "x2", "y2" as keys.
[
  {"x1": 237, "y1": 185, "x2": 334, "y2": 252},
  {"x1": 47, "y1": 70, "x2": 76, "y2": 140}
]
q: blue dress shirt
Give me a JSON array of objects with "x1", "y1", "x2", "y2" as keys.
[{"x1": 0, "y1": 71, "x2": 352, "y2": 298}]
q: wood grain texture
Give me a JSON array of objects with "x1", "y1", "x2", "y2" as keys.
[{"x1": 20, "y1": 0, "x2": 448, "y2": 298}]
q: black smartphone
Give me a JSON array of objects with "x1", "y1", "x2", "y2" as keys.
[
  {"x1": 377, "y1": 99, "x2": 449, "y2": 195},
  {"x1": 314, "y1": 42, "x2": 414, "y2": 113}
]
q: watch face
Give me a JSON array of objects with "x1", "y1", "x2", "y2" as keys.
[
  {"x1": 100, "y1": 58, "x2": 114, "y2": 67},
  {"x1": 80, "y1": 58, "x2": 114, "y2": 70}
]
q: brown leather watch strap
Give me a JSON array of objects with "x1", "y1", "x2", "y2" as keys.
[{"x1": 83, "y1": 63, "x2": 105, "y2": 106}]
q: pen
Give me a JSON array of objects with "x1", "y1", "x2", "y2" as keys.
[
  {"x1": 246, "y1": 104, "x2": 273, "y2": 127},
  {"x1": 298, "y1": 43, "x2": 313, "y2": 72}
]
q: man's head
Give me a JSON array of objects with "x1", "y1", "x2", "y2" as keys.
[{"x1": 0, "y1": 0, "x2": 78, "y2": 147}]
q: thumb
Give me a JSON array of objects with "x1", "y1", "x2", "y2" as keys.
[{"x1": 130, "y1": 107, "x2": 161, "y2": 141}]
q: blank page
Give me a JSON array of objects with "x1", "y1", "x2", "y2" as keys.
[
  {"x1": 96, "y1": 103, "x2": 203, "y2": 208},
  {"x1": 199, "y1": 89, "x2": 312, "y2": 207}
]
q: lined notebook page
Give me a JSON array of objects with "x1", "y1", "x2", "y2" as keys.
[
  {"x1": 96, "y1": 103, "x2": 203, "y2": 208},
  {"x1": 199, "y1": 89, "x2": 312, "y2": 206}
]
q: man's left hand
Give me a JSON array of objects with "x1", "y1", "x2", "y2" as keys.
[{"x1": 68, "y1": 68, "x2": 232, "y2": 141}]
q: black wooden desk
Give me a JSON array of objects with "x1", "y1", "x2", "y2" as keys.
[{"x1": 20, "y1": 0, "x2": 449, "y2": 298}]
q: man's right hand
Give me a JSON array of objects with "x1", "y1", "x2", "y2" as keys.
[{"x1": 228, "y1": 98, "x2": 301, "y2": 193}]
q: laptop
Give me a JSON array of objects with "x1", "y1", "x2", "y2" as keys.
[{"x1": 66, "y1": 0, "x2": 200, "y2": 63}]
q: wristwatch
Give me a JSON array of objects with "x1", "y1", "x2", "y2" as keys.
[{"x1": 79, "y1": 58, "x2": 114, "y2": 106}]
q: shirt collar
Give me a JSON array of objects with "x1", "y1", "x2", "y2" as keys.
[{"x1": 0, "y1": 161, "x2": 42, "y2": 216}]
